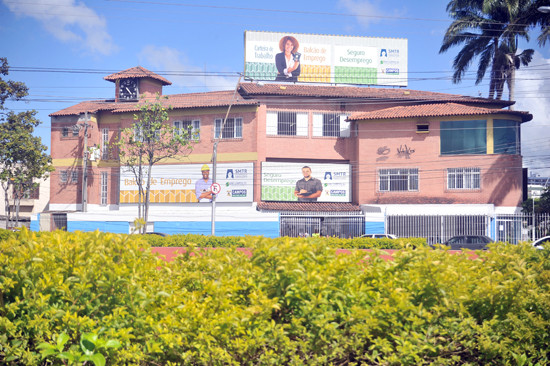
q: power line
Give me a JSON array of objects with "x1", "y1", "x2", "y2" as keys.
[{"x1": 11, "y1": 0, "x2": 536, "y2": 28}]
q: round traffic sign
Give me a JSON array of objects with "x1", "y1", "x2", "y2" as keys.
[{"x1": 210, "y1": 182, "x2": 221, "y2": 195}]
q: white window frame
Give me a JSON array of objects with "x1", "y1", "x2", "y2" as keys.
[
  {"x1": 379, "y1": 168, "x2": 419, "y2": 192},
  {"x1": 60, "y1": 170, "x2": 68, "y2": 183},
  {"x1": 312, "y1": 113, "x2": 350, "y2": 137},
  {"x1": 215, "y1": 117, "x2": 242, "y2": 139},
  {"x1": 101, "y1": 171, "x2": 108, "y2": 205},
  {"x1": 447, "y1": 167, "x2": 481, "y2": 190},
  {"x1": 134, "y1": 125, "x2": 143, "y2": 142},
  {"x1": 266, "y1": 111, "x2": 308, "y2": 137},
  {"x1": 174, "y1": 120, "x2": 200, "y2": 140},
  {"x1": 101, "y1": 128, "x2": 109, "y2": 159},
  {"x1": 71, "y1": 170, "x2": 79, "y2": 184}
]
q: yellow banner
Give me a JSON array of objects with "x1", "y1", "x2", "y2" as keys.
[{"x1": 120, "y1": 189, "x2": 197, "y2": 203}]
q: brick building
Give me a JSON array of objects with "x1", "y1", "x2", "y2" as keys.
[{"x1": 37, "y1": 66, "x2": 532, "y2": 242}]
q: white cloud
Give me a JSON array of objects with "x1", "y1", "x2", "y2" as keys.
[
  {"x1": 337, "y1": 0, "x2": 384, "y2": 28},
  {"x1": 138, "y1": 45, "x2": 236, "y2": 92},
  {"x1": 3, "y1": 0, "x2": 117, "y2": 55},
  {"x1": 515, "y1": 51, "x2": 550, "y2": 176}
]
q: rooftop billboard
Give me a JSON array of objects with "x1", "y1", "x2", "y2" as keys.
[{"x1": 244, "y1": 31, "x2": 407, "y2": 87}]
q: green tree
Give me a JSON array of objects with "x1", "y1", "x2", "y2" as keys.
[
  {"x1": 0, "y1": 58, "x2": 52, "y2": 229},
  {"x1": 440, "y1": 0, "x2": 536, "y2": 101},
  {"x1": 113, "y1": 95, "x2": 196, "y2": 233},
  {"x1": 0, "y1": 57, "x2": 28, "y2": 111},
  {"x1": 531, "y1": 0, "x2": 550, "y2": 46},
  {"x1": 523, "y1": 186, "x2": 550, "y2": 214},
  {"x1": 0, "y1": 111, "x2": 53, "y2": 228}
]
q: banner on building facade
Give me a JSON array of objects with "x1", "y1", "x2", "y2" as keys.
[
  {"x1": 120, "y1": 163, "x2": 254, "y2": 204},
  {"x1": 244, "y1": 30, "x2": 408, "y2": 86},
  {"x1": 261, "y1": 162, "x2": 351, "y2": 202}
]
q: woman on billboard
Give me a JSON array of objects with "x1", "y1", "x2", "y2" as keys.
[{"x1": 275, "y1": 35, "x2": 301, "y2": 82}]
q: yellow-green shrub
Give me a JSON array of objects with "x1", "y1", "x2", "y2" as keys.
[
  {"x1": 0, "y1": 228, "x2": 16, "y2": 242},
  {"x1": 1, "y1": 229, "x2": 550, "y2": 365},
  {"x1": 140, "y1": 232, "x2": 428, "y2": 249}
]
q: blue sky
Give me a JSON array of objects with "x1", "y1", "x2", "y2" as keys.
[{"x1": 1, "y1": 0, "x2": 549, "y2": 176}]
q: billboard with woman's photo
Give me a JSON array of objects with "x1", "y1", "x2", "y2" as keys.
[{"x1": 244, "y1": 31, "x2": 408, "y2": 86}]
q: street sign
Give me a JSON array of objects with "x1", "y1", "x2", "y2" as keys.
[{"x1": 210, "y1": 183, "x2": 221, "y2": 195}]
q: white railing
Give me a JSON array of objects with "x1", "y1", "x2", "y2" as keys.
[{"x1": 386, "y1": 213, "x2": 550, "y2": 245}]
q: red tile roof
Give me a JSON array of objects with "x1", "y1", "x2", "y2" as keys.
[
  {"x1": 257, "y1": 202, "x2": 361, "y2": 212},
  {"x1": 238, "y1": 82, "x2": 513, "y2": 107},
  {"x1": 49, "y1": 91, "x2": 257, "y2": 117},
  {"x1": 348, "y1": 102, "x2": 532, "y2": 122},
  {"x1": 104, "y1": 66, "x2": 172, "y2": 85}
]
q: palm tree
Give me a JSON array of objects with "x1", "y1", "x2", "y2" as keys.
[
  {"x1": 531, "y1": 0, "x2": 550, "y2": 46},
  {"x1": 440, "y1": 0, "x2": 536, "y2": 102}
]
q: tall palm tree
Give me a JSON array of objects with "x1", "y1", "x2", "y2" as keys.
[
  {"x1": 531, "y1": 0, "x2": 550, "y2": 46},
  {"x1": 440, "y1": 0, "x2": 536, "y2": 102}
]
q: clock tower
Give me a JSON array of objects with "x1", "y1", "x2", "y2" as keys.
[
  {"x1": 118, "y1": 78, "x2": 139, "y2": 101},
  {"x1": 104, "y1": 66, "x2": 173, "y2": 102}
]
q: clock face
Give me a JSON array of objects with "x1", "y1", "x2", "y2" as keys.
[{"x1": 119, "y1": 78, "x2": 138, "y2": 100}]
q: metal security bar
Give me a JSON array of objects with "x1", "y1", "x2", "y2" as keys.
[
  {"x1": 280, "y1": 212, "x2": 364, "y2": 238},
  {"x1": 101, "y1": 172, "x2": 108, "y2": 206},
  {"x1": 52, "y1": 213, "x2": 68, "y2": 231},
  {"x1": 447, "y1": 167, "x2": 481, "y2": 189},
  {"x1": 496, "y1": 213, "x2": 550, "y2": 243},
  {"x1": 322, "y1": 113, "x2": 341, "y2": 137},
  {"x1": 387, "y1": 215, "x2": 490, "y2": 245},
  {"x1": 379, "y1": 168, "x2": 419, "y2": 192},
  {"x1": 277, "y1": 111, "x2": 297, "y2": 136}
]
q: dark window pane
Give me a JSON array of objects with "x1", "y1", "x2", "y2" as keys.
[
  {"x1": 493, "y1": 119, "x2": 519, "y2": 154},
  {"x1": 441, "y1": 120, "x2": 486, "y2": 155}
]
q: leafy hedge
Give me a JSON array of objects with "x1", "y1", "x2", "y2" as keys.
[
  {"x1": 141, "y1": 232, "x2": 428, "y2": 249},
  {"x1": 1, "y1": 228, "x2": 550, "y2": 365},
  {"x1": 0, "y1": 228, "x2": 16, "y2": 242}
]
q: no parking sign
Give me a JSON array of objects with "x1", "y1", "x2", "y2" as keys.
[{"x1": 210, "y1": 183, "x2": 221, "y2": 195}]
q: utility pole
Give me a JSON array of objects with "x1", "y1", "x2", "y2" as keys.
[
  {"x1": 211, "y1": 74, "x2": 242, "y2": 235},
  {"x1": 81, "y1": 111, "x2": 89, "y2": 212}
]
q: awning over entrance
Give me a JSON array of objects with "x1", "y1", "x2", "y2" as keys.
[
  {"x1": 257, "y1": 202, "x2": 364, "y2": 238},
  {"x1": 257, "y1": 202, "x2": 361, "y2": 212}
]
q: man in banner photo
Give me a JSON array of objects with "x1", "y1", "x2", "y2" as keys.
[
  {"x1": 294, "y1": 166, "x2": 323, "y2": 202},
  {"x1": 195, "y1": 164, "x2": 213, "y2": 202},
  {"x1": 275, "y1": 35, "x2": 301, "y2": 82}
]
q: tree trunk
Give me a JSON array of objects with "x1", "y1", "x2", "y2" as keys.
[
  {"x1": 489, "y1": 64, "x2": 497, "y2": 99},
  {"x1": 144, "y1": 161, "x2": 153, "y2": 234},
  {"x1": 13, "y1": 186, "x2": 21, "y2": 228},
  {"x1": 507, "y1": 57, "x2": 515, "y2": 110},
  {"x1": 2, "y1": 182, "x2": 9, "y2": 229},
  {"x1": 488, "y1": 39, "x2": 499, "y2": 99},
  {"x1": 137, "y1": 157, "x2": 143, "y2": 222}
]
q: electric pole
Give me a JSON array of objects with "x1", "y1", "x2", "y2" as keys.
[
  {"x1": 81, "y1": 111, "x2": 89, "y2": 212},
  {"x1": 211, "y1": 74, "x2": 242, "y2": 235}
]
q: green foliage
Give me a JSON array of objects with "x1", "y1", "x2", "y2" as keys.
[
  {"x1": 37, "y1": 332, "x2": 121, "y2": 366},
  {"x1": 440, "y1": 0, "x2": 537, "y2": 99},
  {"x1": 0, "y1": 57, "x2": 29, "y2": 111},
  {"x1": 2, "y1": 228, "x2": 550, "y2": 365},
  {"x1": 139, "y1": 233, "x2": 428, "y2": 249},
  {"x1": 0, "y1": 228, "x2": 16, "y2": 242},
  {"x1": 0, "y1": 59, "x2": 53, "y2": 229},
  {"x1": 112, "y1": 95, "x2": 196, "y2": 233},
  {"x1": 523, "y1": 187, "x2": 550, "y2": 215}
]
